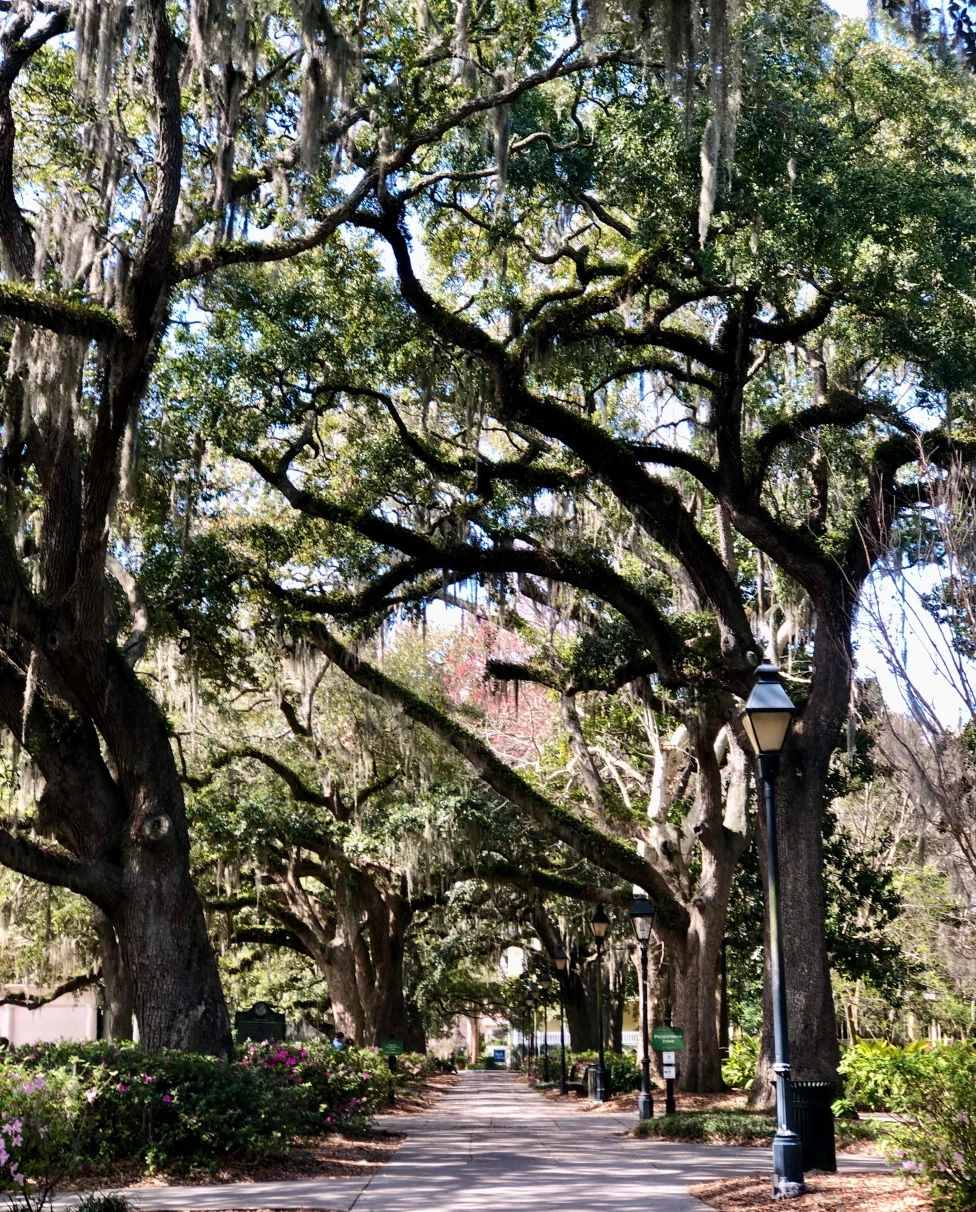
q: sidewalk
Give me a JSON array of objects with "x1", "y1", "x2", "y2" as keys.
[{"x1": 56, "y1": 1069, "x2": 888, "y2": 1211}]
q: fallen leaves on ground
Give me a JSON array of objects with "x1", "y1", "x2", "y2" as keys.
[
  {"x1": 543, "y1": 1087, "x2": 749, "y2": 1115},
  {"x1": 691, "y1": 1171, "x2": 932, "y2": 1212},
  {"x1": 381, "y1": 1071, "x2": 460, "y2": 1115},
  {"x1": 57, "y1": 1130, "x2": 403, "y2": 1192}
]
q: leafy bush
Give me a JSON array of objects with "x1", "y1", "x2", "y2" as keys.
[
  {"x1": 884, "y1": 1042, "x2": 976, "y2": 1211},
  {"x1": 396, "y1": 1052, "x2": 440, "y2": 1079},
  {"x1": 836, "y1": 1039, "x2": 931, "y2": 1114},
  {"x1": 76, "y1": 1198, "x2": 133, "y2": 1212},
  {"x1": 722, "y1": 1036, "x2": 760, "y2": 1090},
  {"x1": 568, "y1": 1051, "x2": 641, "y2": 1094}
]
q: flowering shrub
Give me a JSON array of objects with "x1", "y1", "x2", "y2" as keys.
[
  {"x1": 396, "y1": 1053, "x2": 439, "y2": 1079},
  {"x1": 0, "y1": 1064, "x2": 89, "y2": 1207},
  {"x1": 1, "y1": 1039, "x2": 396, "y2": 1174},
  {"x1": 884, "y1": 1043, "x2": 976, "y2": 1212}
]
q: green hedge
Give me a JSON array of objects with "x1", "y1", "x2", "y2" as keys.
[{"x1": 633, "y1": 1109, "x2": 883, "y2": 1148}]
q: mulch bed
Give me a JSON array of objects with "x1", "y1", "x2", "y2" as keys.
[
  {"x1": 57, "y1": 1130, "x2": 403, "y2": 1192},
  {"x1": 543, "y1": 1087, "x2": 749, "y2": 1114},
  {"x1": 381, "y1": 1070, "x2": 459, "y2": 1115},
  {"x1": 691, "y1": 1172, "x2": 932, "y2": 1212}
]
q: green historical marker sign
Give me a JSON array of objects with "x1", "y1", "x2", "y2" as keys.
[
  {"x1": 235, "y1": 1001, "x2": 286, "y2": 1043},
  {"x1": 380, "y1": 1039, "x2": 405, "y2": 1056},
  {"x1": 651, "y1": 1026, "x2": 685, "y2": 1052}
]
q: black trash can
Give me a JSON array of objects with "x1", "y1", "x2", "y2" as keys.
[
  {"x1": 587, "y1": 1062, "x2": 609, "y2": 1102},
  {"x1": 791, "y1": 1080, "x2": 836, "y2": 1172}
]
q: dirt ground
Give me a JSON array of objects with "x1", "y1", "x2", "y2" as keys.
[
  {"x1": 691, "y1": 1172, "x2": 932, "y2": 1212},
  {"x1": 382, "y1": 1070, "x2": 460, "y2": 1115}
]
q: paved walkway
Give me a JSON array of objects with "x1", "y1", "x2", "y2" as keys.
[{"x1": 56, "y1": 1070, "x2": 888, "y2": 1210}]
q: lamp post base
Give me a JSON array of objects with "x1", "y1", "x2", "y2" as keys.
[
  {"x1": 772, "y1": 1129, "x2": 806, "y2": 1199},
  {"x1": 638, "y1": 1091, "x2": 654, "y2": 1120}
]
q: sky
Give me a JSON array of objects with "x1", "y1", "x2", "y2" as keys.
[
  {"x1": 819, "y1": 0, "x2": 973, "y2": 726},
  {"x1": 830, "y1": 0, "x2": 870, "y2": 15}
]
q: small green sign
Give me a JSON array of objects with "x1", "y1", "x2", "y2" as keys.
[
  {"x1": 380, "y1": 1039, "x2": 405, "y2": 1056},
  {"x1": 651, "y1": 1026, "x2": 685, "y2": 1052}
]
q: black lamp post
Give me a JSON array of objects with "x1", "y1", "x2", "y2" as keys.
[
  {"x1": 539, "y1": 971, "x2": 552, "y2": 1083},
  {"x1": 629, "y1": 895, "x2": 656, "y2": 1121},
  {"x1": 524, "y1": 993, "x2": 535, "y2": 1073},
  {"x1": 553, "y1": 946, "x2": 569, "y2": 1095},
  {"x1": 589, "y1": 903, "x2": 610, "y2": 1103},
  {"x1": 742, "y1": 662, "x2": 805, "y2": 1199},
  {"x1": 529, "y1": 982, "x2": 539, "y2": 1066}
]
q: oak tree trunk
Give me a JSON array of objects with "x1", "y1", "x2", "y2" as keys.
[
  {"x1": 750, "y1": 617, "x2": 848, "y2": 1102},
  {"x1": 95, "y1": 910, "x2": 133, "y2": 1041}
]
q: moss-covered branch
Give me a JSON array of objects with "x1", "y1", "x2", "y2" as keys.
[
  {"x1": 0, "y1": 282, "x2": 130, "y2": 342},
  {"x1": 473, "y1": 861, "x2": 632, "y2": 908},
  {"x1": 311, "y1": 623, "x2": 690, "y2": 932}
]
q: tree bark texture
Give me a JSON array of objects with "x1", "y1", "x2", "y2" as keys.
[
  {"x1": 95, "y1": 910, "x2": 133, "y2": 1041},
  {"x1": 750, "y1": 613, "x2": 849, "y2": 1102}
]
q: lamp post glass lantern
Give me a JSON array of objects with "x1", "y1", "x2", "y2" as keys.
[
  {"x1": 629, "y1": 895, "x2": 656, "y2": 1121},
  {"x1": 742, "y1": 663, "x2": 805, "y2": 1199},
  {"x1": 589, "y1": 904, "x2": 611, "y2": 1103},
  {"x1": 553, "y1": 946, "x2": 569, "y2": 1095}
]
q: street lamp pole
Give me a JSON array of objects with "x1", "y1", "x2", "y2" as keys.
[
  {"x1": 539, "y1": 971, "x2": 552, "y2": 1083},
  {"x1": 589, "y1": 904, "x2": 611, "y2": 1103},
  {"x1": 742, "y1": 662, "x2": 805, "y2": 1200},
  {"x1": 525, "y1": 994, "x2": 535, "y2": 1074},
  {"x1": 554, "y1": 946, "x2": 569, "y2": 1096},
  {"x1": 629, "y1": 896, "x2": 656, "y2": 1121}
]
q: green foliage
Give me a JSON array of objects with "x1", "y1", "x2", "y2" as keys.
[
  {"x1": 722, "y1": 1035, "x2": 761, "y2": 1090},
  {"x1": 885, "y1": 1044, "x2": 976, "y2": 1211},
  {"x1": 632, "y1": 1110, "x2": 777, "y2": 1143},
  {"x1": 0, "y1": 1064, "x2": 91, "y2": 1199},
  {"x1": 568, "y1": 1051, "x2": 641, "y2": 1094},
  {"x1": 835, "y1": 1039, "x2": 932, "y2": 1114},
  {"x1": 396, "y1": 1053, "x2": 440, "y2": 1079},
  {"x1": 1, "y1": 1040, "x2": 393, "y2": 1174},
  {"x1": 76, "y1": 1199, "x2": 134, "y2": 1212}
]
